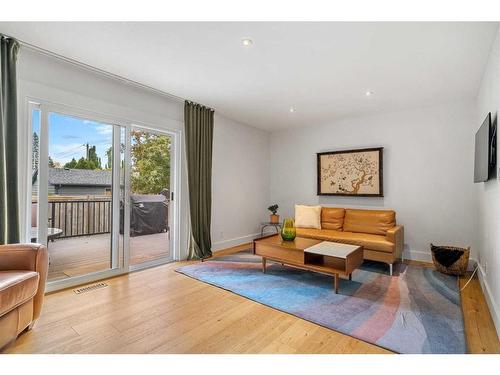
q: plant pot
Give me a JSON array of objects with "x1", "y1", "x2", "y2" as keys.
[{"x1": 270, "y1": 214, "x2": 280, "y2": 223}]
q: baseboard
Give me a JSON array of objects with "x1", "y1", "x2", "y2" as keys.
[
  {"x1": 402, "y1": 249, "x2": 432, "y2": 263},
  {"x1": 212, "y1": 231, "x2": 274, "y2": 252},
  {"x1": 477, "y1": 263, "x2": 500, "y2": 338},
  {"x1": 403, "y1": 250, "x2": 477, "y2": 271},
  {"x1": 212, "y1": 229, "x2": 278, "y2": 252}
]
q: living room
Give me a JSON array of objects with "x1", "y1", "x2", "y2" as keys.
[{"x1": 1, "y1": 0, "x2": 500, "y2": 372}]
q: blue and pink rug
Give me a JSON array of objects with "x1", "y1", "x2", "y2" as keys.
[{"x1": 176, "y1": 250, "x2": 466, "y2": 354}]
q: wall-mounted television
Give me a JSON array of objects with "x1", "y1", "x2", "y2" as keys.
[{"x1": 474, "y1": 112, "x2": 496, "y2": 183}]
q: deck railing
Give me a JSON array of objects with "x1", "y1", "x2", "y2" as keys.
[
  {"x1": 33, "y1": 194, "x2": 169, "y2": 239},
  {"x1": 48, "y1": 198, "x2": 112, "y2": 238}
]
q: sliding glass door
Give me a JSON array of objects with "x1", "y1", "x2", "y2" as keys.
[
  {"x1": 32, "y1": 110, "x2": 125, "y2": 283},
  {"x1": 28, "y1": 101, "x2": 177, "y2": 291},
  {"x1": 129, "y1": 127, "x2": 173, "y2": 268}
]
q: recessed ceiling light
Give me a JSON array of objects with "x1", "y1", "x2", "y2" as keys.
[
  {"x1": 365, "y1": 90, "x2": 373, "y2": 97},
  {"x1": 289, "y1": 107, "x2": 296, "y2": 113},
  {"x1": 241, "y1": 38, "x2": 253, "y2": 47}
]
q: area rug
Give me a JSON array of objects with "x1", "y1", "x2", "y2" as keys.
[{"x1": 176, "y1": 250, "x2": 466, "y2": 354}]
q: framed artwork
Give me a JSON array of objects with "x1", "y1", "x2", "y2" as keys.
[{"x1": 317, "y1": 147, "x2": 383, "y2": 197}]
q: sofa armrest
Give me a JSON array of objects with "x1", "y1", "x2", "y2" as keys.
[
  {"x1": 0, "y1": 243, "x2": 48, "y2": 320},
  {"x1": 386, "y1": 225, "x2": 404, "y2": 260}
]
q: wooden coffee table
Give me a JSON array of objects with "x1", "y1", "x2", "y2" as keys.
[{"x1": 253, "y1": 234, "x2": 363, "y2": 293}]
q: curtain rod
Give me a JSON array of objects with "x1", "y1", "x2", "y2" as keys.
[{"x1": 10, "y1": 35, "x2": 188, "y2": 104}]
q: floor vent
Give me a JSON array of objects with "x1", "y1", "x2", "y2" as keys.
[{"x1": 73, "y1": 282, "x2": 108, "y2": 294}]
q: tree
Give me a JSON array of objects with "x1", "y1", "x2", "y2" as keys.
[
  {"x1": 75, "y1": 157, "x2": 99, "y2": 170},
  {"x1": 48, "y1": 156, "x2": 55, "y2": 168},
  {"x1": 64, "y1": 157, "x2": 77, "y2": 169},
  {"x1": 62, "y1": 144, "x2": 102, "y2": 170},
  {"x1": 105, "y1": 147, "x2": 112, "y2": 170},
  {"x1": 87, "y1": 144, "x2": 102, "y2": 169},
  {"x1": 130, "y1": 130, "x2": 170, "y2": 194}
]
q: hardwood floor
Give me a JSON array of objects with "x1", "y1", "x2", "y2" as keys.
[{"x1": 3, "y1": 244, "x2": 499, "y2": 354}]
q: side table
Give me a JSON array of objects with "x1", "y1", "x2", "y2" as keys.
[{"x1": 260, "y1": 222, "x2": 282, "y2": 237}]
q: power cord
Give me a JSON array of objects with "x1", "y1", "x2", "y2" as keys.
[{"x1": 460, "y1": 264, "x2": 479, "y2": 291}]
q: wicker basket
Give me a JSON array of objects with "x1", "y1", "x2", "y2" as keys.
[{"x1": 430, "y1": 244, "x2": 470, "y2": 276}]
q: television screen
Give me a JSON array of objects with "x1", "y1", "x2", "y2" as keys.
[{"x1": 474, "y1": 112, "x2": 493, "y2": 183}]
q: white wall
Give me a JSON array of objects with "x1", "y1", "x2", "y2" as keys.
[
  {"x1": 476, "y1": 27, "x2": 500, "y2": 336},
  {"x1": 16, "y1": 48, "x2": 269, "y2": 261},
  {"x1": 211, "y1": 114, "x2": 270, "y2": 250},
  {"x1": 270, "y1": 100, "x2": 478, "y2": 262}
]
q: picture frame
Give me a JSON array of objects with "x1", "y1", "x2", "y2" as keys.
[{"x1": 317, "y1": 147, "x2": 383, "y2": 197}]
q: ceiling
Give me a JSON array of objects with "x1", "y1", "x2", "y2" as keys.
[{"x1": 0, "y1": 22, "x2": 498, "y2": 130}]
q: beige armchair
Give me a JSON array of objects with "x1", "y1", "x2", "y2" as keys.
[{"x1": 0, "y1": 243, "x2": 48, "y2": 350}]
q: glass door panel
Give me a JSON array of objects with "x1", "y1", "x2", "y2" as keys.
[
  {"x1": 43, "y1": 112, "x2": 123, "y2": 282},
  {"x1": 129, "y1": 129, "x2": 172, "y2": 266}
]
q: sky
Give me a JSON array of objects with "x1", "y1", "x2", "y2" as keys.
[{"x1": 32, "y1": 110, "x2": 114, "y2": 167}]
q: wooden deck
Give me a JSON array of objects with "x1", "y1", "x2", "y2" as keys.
[{"x1": 48, "y1": 232, "x2": 170, "y2": 281}]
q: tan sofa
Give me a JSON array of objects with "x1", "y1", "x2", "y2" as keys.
[
  {"x1": 0, "y1": 243, "x2": 48, "y2": 350},
  {"x1": 296, "y1": 207, "x2": 404, "y2": 275}
]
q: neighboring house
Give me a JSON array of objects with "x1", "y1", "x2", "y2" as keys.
[{"x1": 32, "y1": 168, "x2": 112, "y2": 196}]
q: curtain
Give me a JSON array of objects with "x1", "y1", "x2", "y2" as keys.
[
  {"x1": 184, "y1": 101, "x2": 214, "y2": 259},
  {"x1": 0, "y1": 35, "x2": 20, "y2": 244}
]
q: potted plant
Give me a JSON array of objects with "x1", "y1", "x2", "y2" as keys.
[{"x1": 268, "y1": 204, "x2": 279, "y2": 223}]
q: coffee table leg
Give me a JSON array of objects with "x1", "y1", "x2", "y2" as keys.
[
  {"x1": 334, "y1": 274, "x2": 339, "y2": 294},
  {"x1": 262, "y1": 257, "x2": 266, "y2": 273},
  {"x1": 349, "y1": 273, "x2": 352, "y2": 281}
]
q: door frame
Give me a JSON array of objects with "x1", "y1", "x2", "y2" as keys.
[{"x1": 24, "y1": 98, "x2": 181, "y2": 292}]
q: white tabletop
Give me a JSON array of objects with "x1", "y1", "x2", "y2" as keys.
[{"x1": 304, "y1": 241, "x2": 361, "y2": 259}]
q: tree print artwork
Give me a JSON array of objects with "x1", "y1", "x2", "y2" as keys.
[{"x1": 317, "y1": 148, "x2": 383, "y2": 196}]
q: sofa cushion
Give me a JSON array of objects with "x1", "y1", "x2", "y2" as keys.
[
  {"x1": 321, "y1": 207, "x2": 345, "y2": 231},
  {"x1": 0, "y1": 271, "x2": 39, "y2": 316},
  {"x1": 296, "y1": 228, "x2": 394, "y2": 253},
  {"x1": 343, "y1": 209, "x2": 396, "y2": 236},
  {"x1": 295, "y1": 205, "x2": 322, "y2": 229}
]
